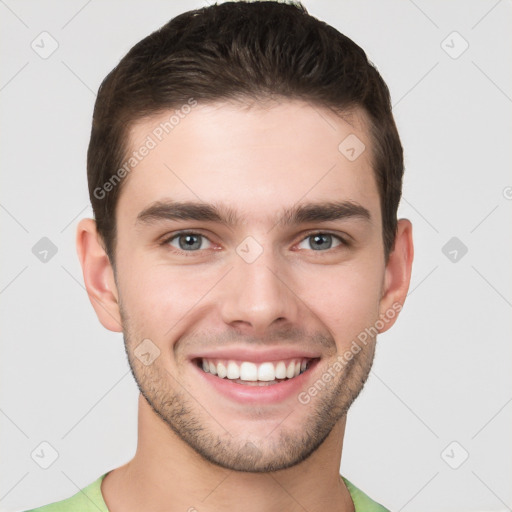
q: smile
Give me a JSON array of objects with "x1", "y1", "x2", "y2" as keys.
[{"x1": 196, "y1": 357, "x2": 315, "y2": 386}]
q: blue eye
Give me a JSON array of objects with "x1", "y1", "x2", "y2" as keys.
[
  {"x1": 162, "y1": 231, "x2": 346, "y2": 255},
  {"x1": 168, "y1": 233, "x2": 212, "y2": 251},
  {"x1": 297, "y1": 233, "x2": 343, "y2": 251}
]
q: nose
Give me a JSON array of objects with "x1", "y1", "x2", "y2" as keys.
[{"x1": 219, "y1": 246, "x2": 301, "y2": 336}]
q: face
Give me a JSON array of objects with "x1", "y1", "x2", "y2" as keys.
[{"x1": 102, "y1": 100, "x2": 402, "y2": 472}]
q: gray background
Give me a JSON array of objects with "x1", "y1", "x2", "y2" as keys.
[{"x1": 1, "y1": 0, "x2": 511, "y2": 510}]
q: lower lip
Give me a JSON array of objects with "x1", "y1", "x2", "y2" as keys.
[{"x1": 192, "y1": 359, "x2": 320, "y2": 405}]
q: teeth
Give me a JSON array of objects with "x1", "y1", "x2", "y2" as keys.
[
  {"x1": 275, "y1": 361, "x2": 287, "y2": 379},
  {"x1": 240, "y1": 362, "x2": 258, "y2": 381},
  {"x1": 217, "y1": 362, "x2": 227, "y2": 379},
  {"x1": 227, "y1": 361, "x2": 240, "y2": 379},
  {"x1": 257, "y1": 362, "x2": 275, "y2": 381},
  {"x1": 199, "y1": 357, "x2": 312, "y2": 382},
  {"x1": 286, "y1": 361, "x2": 295, "y2": 379}
]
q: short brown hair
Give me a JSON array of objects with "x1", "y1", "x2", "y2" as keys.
[{"x1": 87, "y1": 0, "x2": 403, "y2": 262}]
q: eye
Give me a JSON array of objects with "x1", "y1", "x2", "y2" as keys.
[
  {"x1": 297, "y1": 233, "x2": 345, "y2": 251},
  {"x1": 166, "y1": 232, "x2": 213, "y2": 252}
]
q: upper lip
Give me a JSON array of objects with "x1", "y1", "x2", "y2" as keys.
[{"x1": 189, "y1": 347, "x2": 321, "y2": 364}]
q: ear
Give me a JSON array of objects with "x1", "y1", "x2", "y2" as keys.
[
  {"x1": 378, "y1": 219, "x2": 414, "y2": 334},
  {"x1": 76, "y1": 218, "x2": 123, "y2": 332}
]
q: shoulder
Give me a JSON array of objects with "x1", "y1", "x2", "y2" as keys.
[
  {"x1": 342, "y1": 475, "x2": 391, "y2": 512},
  {"x1": 22, "y1": 474, "x2": 109, "y2": 512}
]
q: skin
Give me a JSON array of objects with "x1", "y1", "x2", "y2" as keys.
[{"x1": 77, "y1": 99, "x2": 413, "y2": 512}]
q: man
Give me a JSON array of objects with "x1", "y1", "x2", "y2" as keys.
[{"x1": 26, "y1": 1, "x2": 413, "y2": 510}]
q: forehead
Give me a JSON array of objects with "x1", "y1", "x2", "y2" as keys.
[{"x1": 117, "y1": 99, "x2": 380, "y2": 226}]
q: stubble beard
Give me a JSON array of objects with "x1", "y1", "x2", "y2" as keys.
[{"x1": 120, "y1": 307, "x2": 376, "y2": 473}]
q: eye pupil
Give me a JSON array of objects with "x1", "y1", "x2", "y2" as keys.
[
  {"x1": 310, "y1": 234, "x2": 332, "y2": 250},
  {"x1": 179, "y1": 234, "x2": 201, "y2": 250}
]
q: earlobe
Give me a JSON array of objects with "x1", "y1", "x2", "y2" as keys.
[
  {"x1": 378, "y1": 219, "x2": 414, "y2": 334},
  {"x1": 76, "y1": 218, "x2": 123, "y2": 332}
]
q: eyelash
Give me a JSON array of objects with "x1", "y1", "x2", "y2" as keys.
[{"x1": 159, "y1": 230, "x2": 349, "y2": 256}]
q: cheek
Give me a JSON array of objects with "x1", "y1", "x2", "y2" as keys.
[
  {"x1": 294, "y1": 262, "x2": 382, "y2": 346},
  {"x1": 116, "y1": 256, "x2": 215, "y2": 336}
]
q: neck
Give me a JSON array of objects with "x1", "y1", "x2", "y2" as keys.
[{"x1": 101, "y1": 394, "x2": 354, "y2": 512}]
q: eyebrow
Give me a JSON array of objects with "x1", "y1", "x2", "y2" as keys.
[{"x1": 135, "y1": 199, "x2": 371, "y2": 227}]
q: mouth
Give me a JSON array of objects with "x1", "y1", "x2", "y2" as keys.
[{"x1": 193, "y1": 356, "x2": 320, "y2": 387}]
